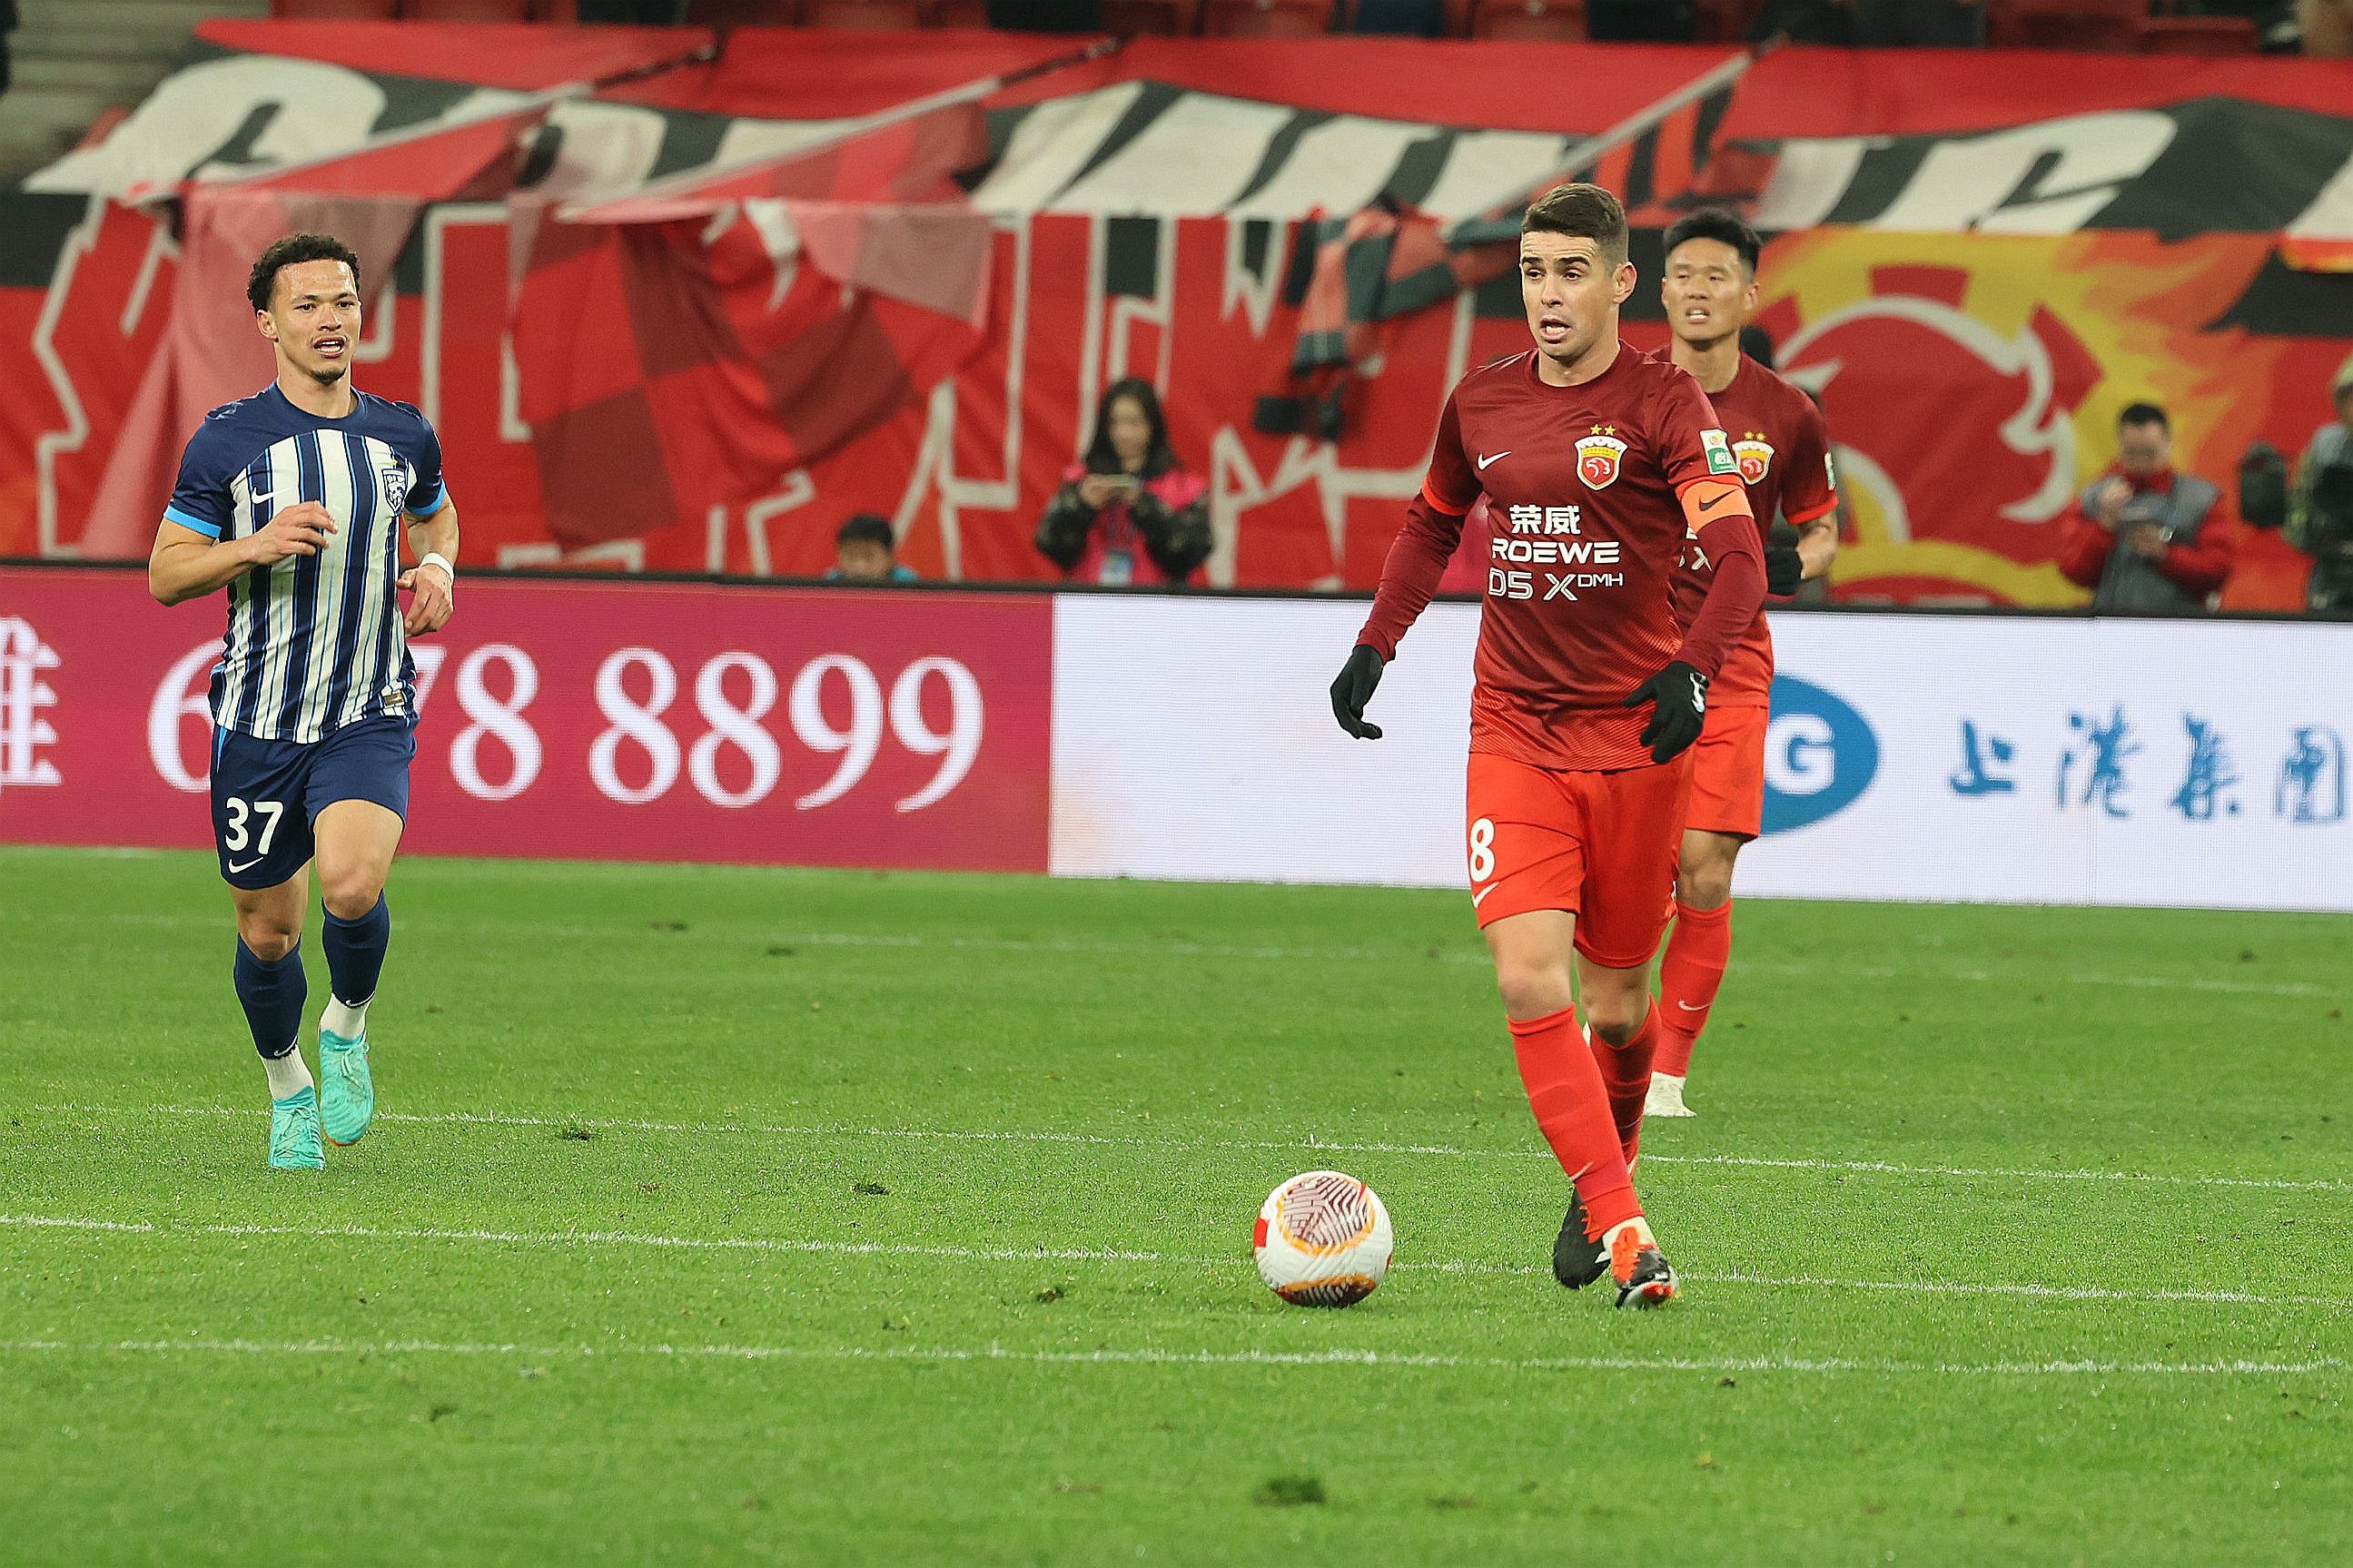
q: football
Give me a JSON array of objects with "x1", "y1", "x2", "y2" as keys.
[{"x1": 1252, "y1": 1170, "x2": 1393, "y2": 1307}]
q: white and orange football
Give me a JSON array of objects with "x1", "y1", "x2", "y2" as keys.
[{"x1": 1252, "y1": 1170, "x2": 1392, "y2": 1308}]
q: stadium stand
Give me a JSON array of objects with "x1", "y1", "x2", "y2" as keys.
[
  {"x1": 406, "y1": 0, "x2": 578, "y2": 17},
  {"x1": 268, "y1": 0, "x2": 399, "y2": 15},
  {"x1": 793, "y1": 0, "x2": 933, "y2": 24},
  {"x1": 0, "y1": 0, "x2": 266, "y2": 182},
  {"x1": 232, "y1": 0, "x2": 2297, "y2": 44},
  {"x1": 2135, "y1": 13, "x2": 2261, "y2": 52},
  {"x1": 1095, "y1": 0, "x2": 1207, "y2": 33},
  {"x1": 1987, "y1": 0, "x2": 2147, "y2": 49},
  {"x1": 1468, "y1": 0, "x2": 1588, "y2": 41},
  {"x1": 1200, "y1": 0, "x2": 1344, "y2": 37}
]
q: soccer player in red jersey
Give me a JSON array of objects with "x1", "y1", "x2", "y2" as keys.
[
  {"x1": 1328, "y1": 184, "x2": 1767, "y2": 1308},
  {"x1": 1647, "y1": 209, "x2": 1840, "y2": 1120}
]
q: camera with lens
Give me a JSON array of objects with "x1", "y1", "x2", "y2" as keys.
[{"x1": 2308, "y1": 459, "x2": 2353, "y2": 611}]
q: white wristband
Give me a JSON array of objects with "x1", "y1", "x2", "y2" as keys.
[{"x1": 419, "y1": 551, "x2": 456, "y2": 584}]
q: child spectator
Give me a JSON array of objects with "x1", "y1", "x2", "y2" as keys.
[{"x1": 827, "y1": 514, "x2": 918, "y2": 583}]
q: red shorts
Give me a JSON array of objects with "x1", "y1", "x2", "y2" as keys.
[
  {"x1": 1685, "y1": 703, "x2": 1769, "y2": 841},
  {"x1": 1464, "y1": 750, "x2": 1693, "y2": 969}
]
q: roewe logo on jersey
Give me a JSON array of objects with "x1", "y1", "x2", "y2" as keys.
[{"x1": 1575, "y1": 429, "x2": 1626, "y2": 489}]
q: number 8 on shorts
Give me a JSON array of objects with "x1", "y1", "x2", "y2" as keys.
[{"x1": 1468, "y1": 817, "x2": 1497, "y2": 883}]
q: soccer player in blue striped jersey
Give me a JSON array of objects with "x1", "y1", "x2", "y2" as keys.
[{"x1": 148, "y1": 232, "x2": 459, "y2": 1171}]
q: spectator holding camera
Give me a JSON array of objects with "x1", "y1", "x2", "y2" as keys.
[
  {"x1": 2286, "y1": 355, "x2": 2353, "y2": 612},
  {"x1": 1035, "y1": 379, "x2": 1211, "y2": 587},
  {"x1": 2056, "y1": 402, "x2": 2236, "y2": 613}
]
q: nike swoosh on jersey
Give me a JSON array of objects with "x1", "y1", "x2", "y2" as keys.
[
  {"x1": 227, "y1": 857, "x2": 264, "y2": 873},
  {"x1": 1477, "y1": 451, "x2": 1510, "y2": 470}
]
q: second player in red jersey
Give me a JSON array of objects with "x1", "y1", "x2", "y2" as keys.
[
  {"x1": 1330, "y1": 184, "x2": 1767, "y2": 1309},
  {"x1": 1648, "y1": 209, "x2": 1840, "y2": 1120}
]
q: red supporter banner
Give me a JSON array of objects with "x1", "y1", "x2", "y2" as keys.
[
  {"x1": 5, "y1": 31, "x2": 2349, "y2": 610},
  {"x1": 0, "y1": 567, "x2": 1051, "y2": 873}
]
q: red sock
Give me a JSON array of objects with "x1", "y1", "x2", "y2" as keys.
[
  {"x1": 1655, "y1": 899, "x2": 1734, "y2": 1078},
  {"x1": 1508, "y1": 1005, "x2": 1641, "y2": 1238},
  {"x1": 1590, "y1": 1001, "x2": 1661, "y2": 1166}
]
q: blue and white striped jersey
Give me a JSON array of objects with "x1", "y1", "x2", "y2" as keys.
[{"x1": 164, "y1": 384, "x2": 449, "y2": 745}]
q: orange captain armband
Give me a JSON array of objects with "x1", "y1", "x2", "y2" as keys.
[
  {"x1": 1419, "y1": 476, "x2": 1474, "y2": 517},
  {"x1": 1678, "y1": 476, "x2": 1753, "y2": 532}
]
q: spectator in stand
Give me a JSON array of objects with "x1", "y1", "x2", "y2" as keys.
[
  {"x1": 2057, "y1": 402, "x2": 2236, "y2": 613},
  {"x1": 2304, "y1": 0, "x2": 2353, "y2": 55},
  {"x1": 2287, "y1": 353, "x2": 2353, "y2": 611},
  {"x1": 1035, "y1": 379, "x2": 1211, "y2": 587},
  {"x1": 826, "y1": 514, "x2": 918, "y2": 584}
]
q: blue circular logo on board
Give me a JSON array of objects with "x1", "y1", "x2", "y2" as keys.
[{"x1": 1760, "y1": 676, "x2": 1879, "y2": 835}]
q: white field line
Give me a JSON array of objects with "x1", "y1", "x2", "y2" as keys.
[
  {"x1": 34, "y1": 1102, "x2": 2353, "y2": 1197},
  {"x1": 0, "y1": 1215, "x2": 1163, "y2": 1266},
  {"x1": 0, "y1": 1335, "x2": 2337, "y2": 1379},
  {"x1": 2, "y1": 909, "x2": 2341, "y2": 1000},
  {"x1": 6, "y1": 1215, "x2": 2348, "y2": 1314}
]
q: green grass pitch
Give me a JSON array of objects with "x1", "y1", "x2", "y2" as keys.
[{"x1": 1, "y1": 844, "x2": 2348, "y2": 1565}]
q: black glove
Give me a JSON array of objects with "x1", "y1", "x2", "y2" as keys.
[
  {"x1": 1330, "y1": 644, "x2": 1386, "y2": 740},
  {"x1": 1764, "y1": 542, "x2": 1804, "y2": 597},
  {"x1": 1625, "y1": 660, "x2": 1708, "y2": 764}
]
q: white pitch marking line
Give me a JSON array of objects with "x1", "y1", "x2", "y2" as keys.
[
  {"x1": 5, "y1": 908, "x2": 2342, "y2": 1000},
  {"x1": 0, "y1": 1215, "x2": 1160, "y2": 1265},
  {"x1": 34, "y1": 1103, "x2": 2353, "y2": 1197},
  {"x1": 6, "y1": 1216, "x2": 2347, "y2": 1313},
  {"x1": 0, "y1": 1336, "x2": 2337, "y2": 1379}
]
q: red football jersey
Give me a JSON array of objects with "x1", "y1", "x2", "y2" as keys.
[
  {"x1": 1360, "y1": 346, "x2": 1749, "y2": 772},
  {"x1": 1670, "y1": 357, "x2": 1837, "y2": 708}
]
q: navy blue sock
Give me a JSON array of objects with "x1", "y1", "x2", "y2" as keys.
[
  {"x1": 322, "y1": 893, "x2": 391, "y2": 1009},
  {"x1": 233, "y1": 938, "x2": 307, "y2": 1061}
]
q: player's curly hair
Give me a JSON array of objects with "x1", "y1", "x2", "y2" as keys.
[
  {"x1": 247, "y1": 232, "x2": 362, "y2": 313},
  {"x1": 1662, "y1": 207, "x2": 1762, "y2": 276},
  {"x1": 1522, "y1": 183, "x2": 1627, "y2": 268}
]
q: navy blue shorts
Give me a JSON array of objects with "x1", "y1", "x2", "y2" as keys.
[{"x1": 210, "y1": 715, "x2": 416, "y2": 890}]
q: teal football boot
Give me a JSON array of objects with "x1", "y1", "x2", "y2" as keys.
[
  {"x1": 270, "y1": 1085, "x2": 325, "y2": 1170},
  {"x1": 319, "y1": 1029, "x2": 374, "y2": 1147}
]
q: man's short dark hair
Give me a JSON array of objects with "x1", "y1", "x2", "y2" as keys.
[
  {"x1": 1662, "y1": 207, "x2": 1762, "y2": 275},
  {"x1": 836, "y1": 514, "x2": 895, "y2": 550},
  {"x1": 1522, "y1": 182, "x2": 1628, "y2": 268},
  {"x1": 248, "y1": 233, "x2": 361, "y2": 313},
  {"x1": 2119, "y1": 401, "x2": 2170, "y2": 431}
]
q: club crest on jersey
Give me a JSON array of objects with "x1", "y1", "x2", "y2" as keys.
[
  {"x1": 1576, "y1": 429, "x2": 1628, "y2": 490},
  {"x1": 379, "y1": 468, "x2": 407, "y2": 515},
  {"x1": 1733, "y1": 435, "x2": 1775, "y2": 486}
]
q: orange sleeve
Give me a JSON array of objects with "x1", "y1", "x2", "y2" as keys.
[{"x1": 1677, "y1": 475, "x2": 1755, "y2": 530}]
